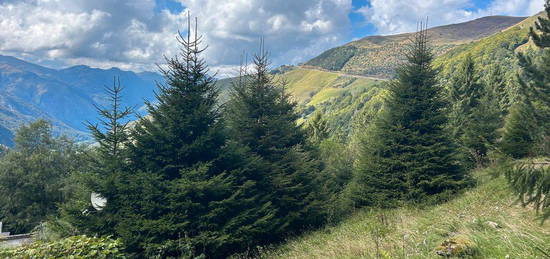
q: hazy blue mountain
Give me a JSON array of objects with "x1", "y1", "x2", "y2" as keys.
[{"x1": 0, "y1": 55, "x2": 162, "y2": 146}]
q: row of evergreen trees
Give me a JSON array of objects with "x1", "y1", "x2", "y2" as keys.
[
  {"x1": 58, "y1": 25, "x2": 328, "y2": 258},
  {"x1": 2, "y1": 4, "x2": 549, "y2": 257}
]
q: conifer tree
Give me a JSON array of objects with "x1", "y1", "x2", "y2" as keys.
[
  {"x1": 448, "y1": 55, "x2": 501, "y2": 166},
  {"x1": 306, "y1": 112, "x2": 330, "y2": 144},
  {"x1": 226, "y1": 44, "x2": 326, "y2": 238},
  {"x1": 460, "y1": 87, "x2": 502, "y2": 165},
  {"x1": 448, "y1": 55, "x2": 482, "y2": 140},
  {"x1": 60, "y1": 78, "x2": 135, "y2": 237},
  {"x1": 349, "y1": 25, "x2": 468, "y2": 207},
  {"x1": 500, "y1": 101, "x2": 537, "y2": 158},
  {"x1": 484, "y1": 64, "x2": 511, "y2": 114},
  {"x1": 517, "y1": 0, "x2": 550, "y2": 155},
  {"x1": 87, "y1": 77, "x2": 134, "y2": 171},
  {"x1": 91, "y1": 20, "x2": 281, "y2": 258}
]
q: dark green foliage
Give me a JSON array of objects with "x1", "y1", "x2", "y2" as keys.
[
  {"x1": 349, "y1": 27, "x2": 468, "y2": 208},
  {"x1": 505, "y1": 160, "x2": 550, "y2": 222},
  {"x1": 60, "y1": 79, "x2": 136, "y2": 239},
  {"x1": 0, "y1": 120, "x2": 83, "y2": 234},
  {"x1": 0, "y1": 235, "x2": 126, "y2": 258},
  {"x1": 448, "y1": 56, "x2": 502, "y2": 166},
  {"x1": 87, "y1": 77, "x2": 134, "y2": 170},
  {"x1": 483, "y1": 64, "x2": 511, "y2": 114},
  {"x1": 500, "y1": 102, "x2": 538, "y2": 159},
  {"x1": 226, "y1": 47, "x2": 327, "y2": 241},
  {"x1": 517, "y1": 0, "x2": 550, "y2": 156},
  {"x1": 460, "y1": 90, "x2": 502, "y2": 165},
  {"x1": 306, "y1": 45, "x2": 357, "y2": 71},
  {"x1": 305, "y1": 112, "x2": 330, "y2": 144},
  {"x1": 447, "y1": 55, "x2": 482, "y2": 140},
  {"x1": 74, "y1": 25, "x2": 290, "y2": 258}
]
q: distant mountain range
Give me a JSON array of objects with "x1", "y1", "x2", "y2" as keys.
[
  {"x1": 0, "y1": 14, "x2": 534, "y2": 146},
  {"x1": 305, "y1": 16, "x2": 527, "y2": 78},
  {"x1": 0, "y1": 55, "x2": 162, "y2": 146}
]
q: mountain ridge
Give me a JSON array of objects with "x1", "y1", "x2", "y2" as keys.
[
  {"x1": 0, "y1": 55, "x2": 162, "y2": 146},
  {"x1": 305, "y1": 15, "x2": 527, "y2": 78}
]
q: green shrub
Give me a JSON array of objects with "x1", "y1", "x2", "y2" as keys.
[{"x1": 0, "y1": 235, "x2": 126, "y2": 259}]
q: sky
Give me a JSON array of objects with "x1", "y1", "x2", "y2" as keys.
[{"x1": 0, "y1": 0, "x2": 545, "y2": 77}]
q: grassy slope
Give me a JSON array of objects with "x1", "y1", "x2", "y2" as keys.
[
  {"x1": 261, "y1": 170, "x2": 550, "y2": 258},
  {"x1": 276, "y1": 68, "x2": 381, "y2": 106},
  {"x1": 433, "y1": 14, "x2": 539, "y2": 77},
  {"x1": 305, "y1": 16, "x2": 526, "y2": 79},
  {"x1": 217, "y1": 67, "x2": 384, "y2": 134}
]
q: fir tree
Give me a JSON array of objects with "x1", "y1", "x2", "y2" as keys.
[
  {"x1": 60, "y1": 78, "x2": 135, "y2": 237},
  {"x1": 500, "y1": 101, "x2": 537, "y2": 158},
  {"x1": 349, "y1": 25, "x2": 468, "y2": 207},
  {"x1": 517, "y1": 0, "x2": 550, "y2": 155},
  {"x1": 460, "y1": 87, "x2": 502, "y2": 166},
  {"x1": 448, "y1": 55, "x2": 501, "y2": 167},
  {"x1": 448, "y1": 55, "x2": 482, "y2": 140},
  {"x1": 93, "y1": 20, "x2": 280, "y2": 258},
  {"x1": 305, "y1": 112, "x2": 330, "y2": 144},
  {"x1": 86, "y1": 77, "x2": 134, "y2": 171},
  {"x1": 226, "y1": 44, "x2": 327, "y2": 239},
  {"x1": 484, "y1": 64, "x2": 511, "y2": 114}
]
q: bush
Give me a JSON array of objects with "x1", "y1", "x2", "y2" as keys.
[{"x1": 0, "y1": 235, "x2": 126, "y2": 259}]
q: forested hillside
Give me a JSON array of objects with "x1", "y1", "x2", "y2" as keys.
[
  {"x1": 306, "y1": 16, "x2": 526, "y2": 78},
  {"x1": 1, "y1": 5, "x2": 549, "y2": 259}
]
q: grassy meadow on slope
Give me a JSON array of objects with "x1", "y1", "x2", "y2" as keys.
[
  {"x1": 258, "y1": 169, "x2": 550, "y2": 259},
  {"x1": 218, "y1": 67, "x2": 386, "y2": 135},
  {"x1": 305, "y1": 16, "x2": 526, "y2": 79},
  {"x1": 434, "y1": 14, "x2": 540, "y2": 79}
]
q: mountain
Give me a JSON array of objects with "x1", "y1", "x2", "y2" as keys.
[
  {"x1": 305, "y1": 16, "x2": 527, "y2": 79},
  {"x1": 0, "y1": 55, "x2": 162, "y2": 146},
  {"x1": 0, "y1": 15, "x2": 536, "y2": 146}
]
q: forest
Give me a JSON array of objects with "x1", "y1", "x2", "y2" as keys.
[{"x1": 0, "y1": 3, "x2": 549, "y2": 259}]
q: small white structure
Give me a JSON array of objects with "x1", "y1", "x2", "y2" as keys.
[
  {"x1": 91, "y1": 192, "x2": 107, "y2": 211},
  {"x1": 0, "y1": 221, "x2": 9, "y2": 237}
]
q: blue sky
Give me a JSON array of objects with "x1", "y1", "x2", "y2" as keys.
[{"x1": 0, "y1": 0, "x2": 544, "y2": 76}]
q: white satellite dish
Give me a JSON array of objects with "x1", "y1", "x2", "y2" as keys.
[{"x1": 91, "y1": 192, "x2": 107, "y2": 211}]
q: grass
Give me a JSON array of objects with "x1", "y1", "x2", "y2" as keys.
[{"x1": 258, "y1": 169, "x2": 550, "y2": 258}]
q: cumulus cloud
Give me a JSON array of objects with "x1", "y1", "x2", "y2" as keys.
[
  {"x1": 358, "y1": 0, "x2": 545, "y2": 35},
  {"x1": 180, "y1": 0, "x2": 351, "y2": 69},
  {"x1": 0, "y1": 0, "x2": 351, "y2": 75},
  {"x1": 0, "y1": 0, "x2": 545, "y2": 74},
  {"x1": 0, "y1": 0, "x2": 187, "y2": 72}
]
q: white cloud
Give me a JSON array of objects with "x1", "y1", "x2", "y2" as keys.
[
  {"x1": 180, "y1": 0, "x2": 352, "y2": 71},
  {"x1": 0, "y1": 0, "x2": 186, "y2": 72},
  {"x1": 0, "y1": 0, "x2": 352, "y2": 75},
  {"x1": 358, "y1": 0, "x2": 545, "y2": 35}
]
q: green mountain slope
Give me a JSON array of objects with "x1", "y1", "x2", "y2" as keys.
[
  {"x1": 305, "y1": 16, "x2": 526, "y2": 79},
  {"x1": 217, "y1": 67, "x2": 386, "y2": 136},
  {"x1": 434, "y1": 14, "x2": 541, "y2": 79},
  {"x1": 260, "y1": 170, "x2": 550, "y2": 258}
]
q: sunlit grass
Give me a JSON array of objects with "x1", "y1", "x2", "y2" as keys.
[{"x1": 259, "y1": 169, "x2": 550, "y2": 258}]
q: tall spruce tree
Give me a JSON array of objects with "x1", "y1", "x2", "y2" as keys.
[
  {"x1": 448, "y1": 55, "x2": 482, "y2": 139},
  {"x1": 349, "y1": 25, "x2": 468, "y2": 207},
  {"x1": 448, "y1": 55, "x2": 501, "y2": 166},
  {"x1": 517, "y1": 0, "x2": 550, "y2": 156},
  {"x1": 225, "y1": 44, "x2": 326, "y2": 239},
  {"x1": 60, "y1": 78, "x2": 134, "y2": 237},
  {"x1": 500, "y1": 101, "x2": 538, "y2": 158},
  {"x1": 74, "y1": 20, "x2": 279, "y2": 258},
  {"x1": 484, "y1": 64, "x2": 511, "y2": 114}
]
